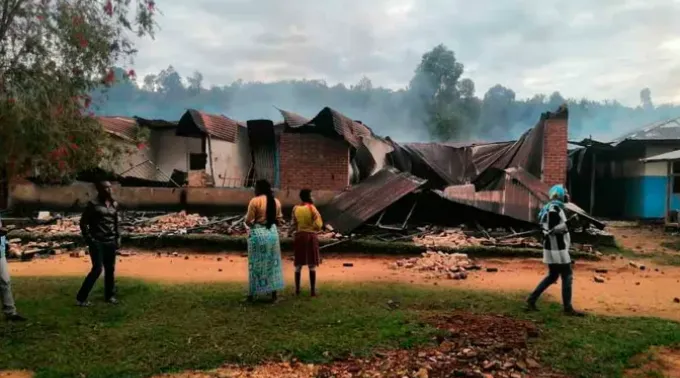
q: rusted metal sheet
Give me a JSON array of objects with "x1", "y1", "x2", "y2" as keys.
[
  {"x1": 98, "y1": 117, "x2": 138, "y2": 141},
  {"x1": 277, "y1": 108, "x2": 310, "y2": 128},
  {"x1": 438, "y1": 166, "x2": 604, "y2": 228},
  {"x1": 280, "y1": 107, "x2": 373, "y2": 149},
  {"x1": 177, "y1": 109, "x2": 245, "y2": 142},
  {"x1": 323, "y1": 167, "x2": 427, "y2": 234},
  {"x1": 387, "y1": 109, "x2": 562, "y2": 188},
  {"x1": 439, "y1": 168, "x2": 548, "y2": 224},
  {"x1": 307, "y1": 107, "x2": 373, "y2": 148}
]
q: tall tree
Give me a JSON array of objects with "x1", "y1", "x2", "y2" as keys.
[
  {"x1": 0, "y1": 0, "x2": 157, "y2": 180},
  {"x1": 409, "y1": 44, "x2": 478, "y2": 141},
  {"x1": 640, "y1": 87, "x2": 653, "y2": 110},
  {"x1": 479, "y1": 84, "x2": 516, "y2": 136}
]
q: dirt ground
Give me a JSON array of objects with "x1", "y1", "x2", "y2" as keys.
[
  {"x1": 608, "y1": 221, "x2": 679, "y2": 255},
  {"x1": 8, "y1": 248, "x2": 680, "y2": 321},
  {"x1": 625, "y1": 347, "x2": 680, "y2": 378},
  {"x1": 7, "y1": 222, "x2": 680, "y2": 377},
  {"x1": 0, "y1": 371, "x2": 33, "y2": 378}
]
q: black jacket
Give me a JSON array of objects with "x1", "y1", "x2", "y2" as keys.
[{"x1": 80, "y1": 199, "x2": 120, "y2": 244}]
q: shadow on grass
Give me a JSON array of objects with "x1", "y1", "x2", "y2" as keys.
[{"x1": 1, "y1": 278, "x2": 679, "y2": 378}]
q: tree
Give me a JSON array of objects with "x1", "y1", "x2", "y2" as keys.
[
  {"x1": 0, "y1": 0, "x2": 157, "y2": 180},
  {"x1": 479, "y1": 84, "x2": 516, "y2": 136},
  {"x1": 640, "y1": 88, "x2": 653, "y2": 110},
  {"x1": 408, "y1": 44, "x2": 478, "y2": 141},
  {"x1": 187, "y1": 70, "x2": 203, "y2": 95}
]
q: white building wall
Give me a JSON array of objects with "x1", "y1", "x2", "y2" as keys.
[
  {"x1": 645, "y1": 146, "x2": 678, "y2": 176},
  {"x1": 150, "y1": 129, "x2": 202, "y2": 180},
  {"x1": 362, "y1": 137, "x2": 394, "y2": 175},
  {"x1": 206, "y1": 127, "x2": 252, "y2": 187}
]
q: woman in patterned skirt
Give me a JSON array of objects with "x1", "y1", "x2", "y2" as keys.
[{"x1": 245, "y1": 179, "x2": 284, "y2": 302}]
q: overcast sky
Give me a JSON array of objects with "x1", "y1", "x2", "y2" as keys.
[{"x1": 132, "y1": 0, "x2": 680, "y2": 106}]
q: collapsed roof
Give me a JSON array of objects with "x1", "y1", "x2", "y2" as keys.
[{"x1": 98, "y1": 105, "x2": 600, "y2": 234}]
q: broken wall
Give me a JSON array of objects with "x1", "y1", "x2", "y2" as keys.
[
  {"x1": 109, "y1": 139, "x2": 155, "y2": 180},
  {"x1": 8, "y1": 181, "x2": 342, "y2": 213},
  {"x1": 150, "y1": 129, "x2": 203, "y2": 180},
  {"x1": 279, "y1": 133, "x2": 349, "y2": 190},
  {"x1": 207, "y1": 127, "x2": 251, "y2": 187}
]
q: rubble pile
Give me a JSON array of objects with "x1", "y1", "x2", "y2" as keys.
[
  {"x1": 24, "y1": 218, "x2": 80, "y2": 234},
  {"x1": 3, "y1": 238, "x2": 76, "y2": 259},
  {"x1": 393, "y1": 251, "x2": 480, "y2": 279},
  {"x1": 411, "y1": 227, "x2": 544, "y2": 250},
  {"x1": 413, "y1": 228, "x2": 484, "y2": 249},
  {"x1": 130, "y1": 211, "x2": 209, "y2": 233}
]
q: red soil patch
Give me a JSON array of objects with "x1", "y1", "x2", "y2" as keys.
[{"x1": 155, "y1": 312, "x2": 565, "y2": 378}]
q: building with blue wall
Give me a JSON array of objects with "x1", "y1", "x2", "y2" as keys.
[{"x1": 568, "y1": 117, "x2": 680, "y2": 220}]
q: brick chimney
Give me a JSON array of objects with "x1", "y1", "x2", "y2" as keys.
[{"x1": 541, "y1": 105, "x2": 568, "y2": 187}]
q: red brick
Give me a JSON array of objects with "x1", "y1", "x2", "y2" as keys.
[
  {"x1": 542, "y1": 117, "x2": 568, "y2": 187},
  {"x1": 279, "y1": 133, "x2": 349, "y2": 191}
]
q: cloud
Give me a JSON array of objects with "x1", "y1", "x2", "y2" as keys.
[{"x1": 131, "y1": 0, "x2": 680, "y2": 106}]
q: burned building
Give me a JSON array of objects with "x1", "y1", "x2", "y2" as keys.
[{"x1": 4, "y1": 105, "x2": 590, "y2": 233}]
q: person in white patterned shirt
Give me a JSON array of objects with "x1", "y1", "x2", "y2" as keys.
[{"x1": 526, "y1": 185, "x2": 585, "y2": 317}]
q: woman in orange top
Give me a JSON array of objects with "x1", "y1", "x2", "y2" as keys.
[{"x1": 290, "y1": 189, "x2": 323, "y2": 296}]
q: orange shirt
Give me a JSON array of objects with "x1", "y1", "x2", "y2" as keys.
[{"x1": 246, "y1": 195, "x2": 283, "y2": 226}]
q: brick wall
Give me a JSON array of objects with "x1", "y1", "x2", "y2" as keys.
[
  {"x1": 541, "y1": 115, "x2": 568, "y2": 187},
  {"x1": 279, "y1": 133, "x2": 349, "y2": 190}
]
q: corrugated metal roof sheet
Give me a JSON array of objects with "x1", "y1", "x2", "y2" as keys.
[
  {"x1": 611, "y1": 116, "x2": 680, "y2": 145},
  {"x1": 99, "y1": 117, "x2": 138, "y2": 141},
  {"x1": 279, "y1": 107, "x2": 374, "y2": 148},
  {"x1": 642, "y1": 149, "x2": 680, "y2": 162},
  {"x1": 308, "y1": 107, "x2": 374, "y2": 148},
  {"x1": 178, "y1": 109, "x2": 245, "y2": 142},
  {"x1": 438, "y1": 168, "x2": 548, "y2": 224},
  {"x1": 278, "y1": 108, "x2": 310, "y2": 128},
  {"x1": 387, "y1": 109, "x2": 553, "y2": 188},
  {"x1": 438, "y1": 167, "x2": 604, "y2": 228},
  {"x1": 323, "y1": 167, "x2": 427, "y2": 234}
]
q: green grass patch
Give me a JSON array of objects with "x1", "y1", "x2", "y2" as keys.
[{"x1": 2, "y1": 279, "x2": 679, "y2": 378}]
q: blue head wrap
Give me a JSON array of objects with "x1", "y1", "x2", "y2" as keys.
[{"x1": 538, "y1": 184, "x2": 566, "y2": 220}]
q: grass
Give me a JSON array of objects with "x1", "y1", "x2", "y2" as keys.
[{"x1": 1, "y1": 278, "x2": 679, "y2": 378}]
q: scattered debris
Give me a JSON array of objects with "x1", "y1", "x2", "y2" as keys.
[
  {"x1": 594, "y1": 275, "x2": 606, "y2": 283},
  {"x1": 674, "y1": 298, "x2": 679, "y2": 304},
  {"x1": 595, "y1": 268, "x2": 608, "y2": 274},
  {"x1": 486, "y1": 267, "x2": 499, "y2": 273},
  {"x1": 342, "y1": 263, "x2": 354, "y2": 268},
  {"x1": 392, "y1": 251, "x2": 494, "y2": 281}
]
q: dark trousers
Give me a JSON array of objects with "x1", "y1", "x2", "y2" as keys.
[
  {"x1": 76, "y1": 241, "x2": 117, "y2": 302},
  {"x1": 528, "y1": 263, "x2": 573, "y2": 311}
]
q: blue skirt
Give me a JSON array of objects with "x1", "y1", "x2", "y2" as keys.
[{"x1": 247, "y1": 225, "x2": 284, "y2": 295}]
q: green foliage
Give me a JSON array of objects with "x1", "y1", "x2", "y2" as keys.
[
  {"x1": 0, "y1": 0, "x2": 157, "y2": 181},
  {"x1": 409, "y1": 44, "x2": 481, "y2": 141}
]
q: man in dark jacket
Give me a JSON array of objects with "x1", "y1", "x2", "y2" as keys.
[{"x1": 77, "y1": 181, "x2": 121, "y2": 306}]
